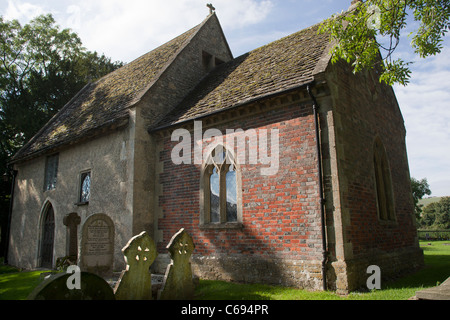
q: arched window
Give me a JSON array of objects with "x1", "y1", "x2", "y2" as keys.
[
  {"x1": 201, "y1": 145, "x2": 241, "y2": 227},
  {"x1": 373, "y1": 138, "x2": 396, "y2": 221}
]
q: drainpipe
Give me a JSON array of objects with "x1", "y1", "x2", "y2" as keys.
[
  {"x1": 307, "y1": 84, "x2": 328, "y2": 291},
  {"x1": 3, "y1": 169, "x2": 18, "y2": 264}
]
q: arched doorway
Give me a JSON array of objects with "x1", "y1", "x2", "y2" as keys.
[{"x1": 40, "y1": 204, "x2": 55, "y2": 268}]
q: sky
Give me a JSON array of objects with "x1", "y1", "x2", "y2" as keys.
[{"x1": 1, "y1": 0, "x2": 449, "y2": 197}]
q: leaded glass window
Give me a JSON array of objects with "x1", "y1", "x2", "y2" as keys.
[
  {"x1": 80, "y1": 172, "x2": 91, "y2": 203},
  {"x1": 203, "y1": 145, "x2": 240, "y2": 226},
  {"x1": 44, "y1": 154, "x2": 59, "y2": 191}
]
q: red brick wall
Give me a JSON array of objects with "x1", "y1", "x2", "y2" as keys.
[{"x1": 156, "y1": 96, "x2": 324, "y2": 270}]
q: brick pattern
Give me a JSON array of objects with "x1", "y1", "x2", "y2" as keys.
[
  {"x1": 325, "y1": 62, "x2": 423, "y2": 291},
  {"x1": 155, "y1": 92, "x2": 325, "y2": 287}
]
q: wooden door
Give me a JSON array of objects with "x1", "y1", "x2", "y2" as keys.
[{"x1": 41, "y1": 206, "x2": 55, "y2": 268}]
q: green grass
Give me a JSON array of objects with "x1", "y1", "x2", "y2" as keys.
[
  {"x1": 1, "y1": 241, "x2": 449, "y2": 300},
  {"x1": 0, "y1": 265, "x2": 49, "y2": 300},
  {"x1": 195, "y1": 240, "x2": 450, "y2": 300},
  {"x1": 418, "y1": 197, "x2": 442, "y2": 207}
]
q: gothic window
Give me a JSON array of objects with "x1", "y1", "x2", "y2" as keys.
[
  {"x1": 201, "y1": 145, "x2": 241, "y2": 227},
  {"x1": 373, "y1": 138, "x2": 396, "y2": 222},
  {"x1": 44, "y1": 154, "x2": 59, "y2": 191},
  {"x1": 79, "y1": 171, "x2": 91, "y2": 203}
]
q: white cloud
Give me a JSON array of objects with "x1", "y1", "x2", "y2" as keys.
[
  {"x1": 56, "y1": 0, "x2": 274, "y2": 62},
  {"x1": 394, "y1": 46, "x2": 450, "y2": 196},
  {"x1": 1, "y1": 0, "x2": 274, "y2": 62},
  {"x1": 3, "y1": 0, "x2": 44, "y2": 21},
  {"x1": 216, "y1": 0, "x2": 273, "y2": 29}
]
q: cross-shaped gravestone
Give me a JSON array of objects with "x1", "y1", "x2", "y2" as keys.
[
  {"x1": 158, "y1": 228, "x2": 195, "y2": 300},
  {"x1": 114, "y1": 231, "x2": 157, "y2": 300},
  {"x1": 63, "y1": 213, "x2": 81, "y2": 260}
]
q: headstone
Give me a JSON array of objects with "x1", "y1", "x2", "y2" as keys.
[
  {"x1": 28, "y1": 271, "x2": 115, "y2": 300},
  {"x1": 416, "y1": 277, "x2": 450, "y2": 300},
  {"x1": 114, "y1": 231, "x2": 157, "y2": 300},
  {"x1": 158, "y1": 228, "x2": 195, "y2": 300},
  {"x1": 80, "y1": 213, "x2": 115, "y2": 277}
]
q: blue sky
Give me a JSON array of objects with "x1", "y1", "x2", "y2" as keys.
[{"x1": 1, "y1": 0, "x2": 449, "y2": 197}]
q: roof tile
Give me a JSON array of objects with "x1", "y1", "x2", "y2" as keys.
[
  {"x1": 154, "y1": 23, "x2": 330, "y2": 129},
  {"x1": 12, "y1": 22, "x2": 202, "y2": 162}
]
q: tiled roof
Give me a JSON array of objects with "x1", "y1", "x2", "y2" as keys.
[
  {"x1": 152, "y1": 23, "x2": 331, "y2": 130},
  {"x1": 11, "y1": 21, "x2": 203, "y2": 163}
]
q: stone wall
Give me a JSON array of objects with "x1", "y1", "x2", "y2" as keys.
[
  {"x1": 9, "y1": 125, "x2": 134, "y2": 271},
  {"x1": 130, "y1": 13, "x2": 233, "y2": 239}
]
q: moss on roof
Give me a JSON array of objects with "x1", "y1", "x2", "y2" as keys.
[
  {"x1": 12, "y1": 18, "x2": 332, "y2": 163},
  {"x1": 12, "y1": 21, "x2": 202, "y2": 162},
  {"x1": 153, "y1": 23, "x2": 330, "y2": 129}
]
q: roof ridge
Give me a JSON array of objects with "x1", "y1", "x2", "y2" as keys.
[
  {"x1": 151, "y1": 21, "x2": 332, "y2": 130},
  {"x1": 10, "y1": 13, "x2": 222, "y2": 163},
  {"x1": 128, "y1": 13, "x2": 215, "y2": 107}
]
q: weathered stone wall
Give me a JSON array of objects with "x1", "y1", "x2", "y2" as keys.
[
  {"x1": 8, "y1": 13, "x2": 234, "y2": 273},
  {"x1": 130, "y1": 13, "x2": 233, "y2": 239},
  {"x1": 8, "y1": 124, "x2": 134, "y2": 271},
  {"x1": 153, "y1": 90, "x2": 326, "y2": 290}
]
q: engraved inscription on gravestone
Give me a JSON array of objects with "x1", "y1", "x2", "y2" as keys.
[
  {"x1": 80, "y1": 214, "x2": 114, "y2": 277},
  {"x1": 87, "y1": 221, "x2": 110, "y2": 254}
]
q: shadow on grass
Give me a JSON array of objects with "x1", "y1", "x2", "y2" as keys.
[
  {"x1": 195, "y1": 242, "x2": 450, "y2": 300},
  {"x1": 0, "y1": 270, "x2": 46, "y2": 300}
]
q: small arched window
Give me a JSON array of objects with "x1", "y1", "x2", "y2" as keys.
[
  {"x1": 373, "y1": 138, "x2": 395, "y2": 221},
  {"x1": 201, "y1": 145, "x2": 241, "y2": 227}
]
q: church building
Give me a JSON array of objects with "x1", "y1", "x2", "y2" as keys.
[{"x1": 7, "y1": 5, "x2": 423, "y2": 293}]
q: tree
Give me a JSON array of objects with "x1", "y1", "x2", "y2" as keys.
[
  {"x1": 420, "y1": 201, "x2": 437, "y2": 227},
  {"x1": 420, "y1": 197, "x2": 450, "y2": 229},
  {"x1": 0, "y1": 14, "x2": 123, "y2": 258},
  {"x1": 320, "y1": 0, "x2": 450, "y2": 85},
  {"x1": 0, "y1": 14, "x2": 123, "y2": 168},
  {"x1": 434, "y1": 197, "x2": 450, "y2": 229},
  {"x1": 410, "y1": 177, "x2": 431, "y2": 220}
]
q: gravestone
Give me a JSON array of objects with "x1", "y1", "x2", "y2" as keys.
[
  {"x1": 114, "y1": 231, "x2": 157, "y2": 300},
  {"x1": 80, "y1": 213, "x2": 115, "y2": 277},
  {"x1": 28, "y1": 271, "x2": 115, "y2": 300},
  {"x1": 63, "y1": 213, "x2": 81, "y2": 260},
  {"x1": 158, "y1": 228, "x2": 195, "y2": 300},
  {"x1": 415, "y1": 276, "x2": 450, "y2": 300}
]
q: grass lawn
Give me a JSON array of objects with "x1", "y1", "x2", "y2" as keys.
[
  {"x1": 195, "y1": 240, "x2": 450, "y2": 300},
  {"x1": 1, "y1": 240, "x2": 449, "y2": 300},
  {"x1": 0, "y1": 266, "x2": 49, "y2": 300}
]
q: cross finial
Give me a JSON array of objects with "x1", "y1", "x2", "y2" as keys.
[{"x1": 207, "y1": 3, "x2": 215, "y2": 15}]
